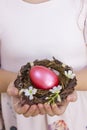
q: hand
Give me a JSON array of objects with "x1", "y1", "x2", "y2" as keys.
[
  {"x1": 7, "y1": 82, "x2": 77, "y2": 117},
  {"x1": 38, "y1": 90, "x2": 77, "y2": 116},
  {"x1": 7, "y1": 82, "x2": 40, "y2": 117}
]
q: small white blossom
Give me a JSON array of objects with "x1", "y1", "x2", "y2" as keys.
[
  {"x1": 19, "y1": 89, "x2": 25, "y2": 95},
  {"x1": 62, "y1": 63, "x2": 66, "y2": 68},
  {"x1": 45, "y1": 97, "x2": 49, "y2": 100},
  {"x1": 57, "y1": 95, "x2": 61, "y2": 102},
  {"x1": 64, "y1": 70, "x2": 75, "y2": 79},
  {"x1": 23, "y1": 86, "x2": 37, "y2": 100},
  {"x1": 49, "y1": 85, "x2": 62, "y2": 94},
  {"x1": 30, "y1": 62, "x2": 34, "y2": 67}
]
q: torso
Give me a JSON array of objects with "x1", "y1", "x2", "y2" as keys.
[
  {"x1": 0, "y1": 1, "x2": 87, "y2": 130},
  {"x1": 0, "y1": 0, "x2": 87, "y2": 72}
]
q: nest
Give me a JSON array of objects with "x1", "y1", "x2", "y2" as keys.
[{"x1": 14, "y1": 57, "x2": 77, "y2": 105}]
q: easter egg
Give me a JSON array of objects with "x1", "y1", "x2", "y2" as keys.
[{"x1": 29, "y1": 65, "x2": 59, "y2": 90}]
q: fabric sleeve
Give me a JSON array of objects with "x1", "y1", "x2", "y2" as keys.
[
  {"x1": 0, "y1": 0, "x2": 3, "y2": 67},
  {"x1": 0, "y1": 0, "x2": 4, "y2": 39},
  {"x1": 85, "y1": 0, "x2": 87, "y2": 42},
  {"x1": 77, "y1": 0, "x2": 87, "y2": 31},
  {"x1": 84, "y1": 0, "x2": 87, "y2": 44},
  {"x1": 84, "y1": 17, "x2": 87, "y2": 44},
  {"x1": 0, "y1": 42, "x2": 1, "y2": 68}
]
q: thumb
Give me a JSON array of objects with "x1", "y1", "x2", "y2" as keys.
[
  {"x1": 67, "y1": 91, "x2": 77, "y2": 102},
  {"x1": 7, "y1": 82, "x2": 19, "y2": 96}
]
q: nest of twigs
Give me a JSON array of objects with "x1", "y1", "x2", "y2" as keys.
[{"x1": 14, "y1": 57, "x2": 77, "y2": 105}]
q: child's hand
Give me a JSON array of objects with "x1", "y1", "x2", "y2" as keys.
[
  {"x1": 7, "y1": 82, "x2": 77, "y2": 117},
  {"x1": 38, "y1": 90, "x2": 77, "y2": 116},
  {"x1": 7, "y1": 82, "x2": 40, "y2": 117}
]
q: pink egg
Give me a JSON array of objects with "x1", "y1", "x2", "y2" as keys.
[{"x1": 29, "y1": 65, "x2": 59, "y2": 90}]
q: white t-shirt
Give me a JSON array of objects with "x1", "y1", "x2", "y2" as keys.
[{"x1": 0, "y1": 0, "x2": 87, "y2": 130}]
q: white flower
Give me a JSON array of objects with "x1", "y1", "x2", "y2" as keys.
[
  {"x1": 64, "y1": 70, "x2": 75, "y2": 79},
  {"x1": 62, "y1": 63, "x2": 66, "y2": 68},
  {"x1": 49, "y1": 85, "x2": 62, "y2": 94},
  {"x1": 19, "y1": 89, "x2": 25, "y2": 95},
  {"x1": 23, "y1": 86, "x2": 37, "y2": 100},
  {"x1": 45, "y1": 97, "x2": 49, "y2": 100},
  {"x1": 57, "y1": 95, "x2": 61, "y2": 102},
  {"x1": 30, "y1": 62, "x2": 34, "y2": 67},
  {"x1": 49, "y1": 85, "x2": 62, "y2": 102}
]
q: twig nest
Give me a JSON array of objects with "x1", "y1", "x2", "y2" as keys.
[{"x1": 14, "y1": 57, "x2": 77, "y2": 105}]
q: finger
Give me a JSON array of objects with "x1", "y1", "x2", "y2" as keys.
[
  {"x1": 7, "y1": 82, "x2": 18, "y2": 96},
  {"x1": 44, "y1": 103, "x2": 54, "y2": 116},
  {"x1": 31, "y1": 108, "x2": 40, "y2": 117},
  {"x1": 23, "y1": 105, "x2": 37, "y2": 117},
  {"x1": 13, "y1": 97, "x2": 30, "y2": 114},
  {"x1": 38, "y1": 104, "x2": 46, "y2": 115},
  {"x1": 67, "y1": 91, "x2": 77, "y2": 102},
  {"x1": 51, "y1": 103, "x2": 60, "y2": 115},
  {"x1": 51, "y1": 102, "x2": 68, "y2": 115},
  {"x1": 14, "y1": 104, "x2": 30, "y2": 114}
]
